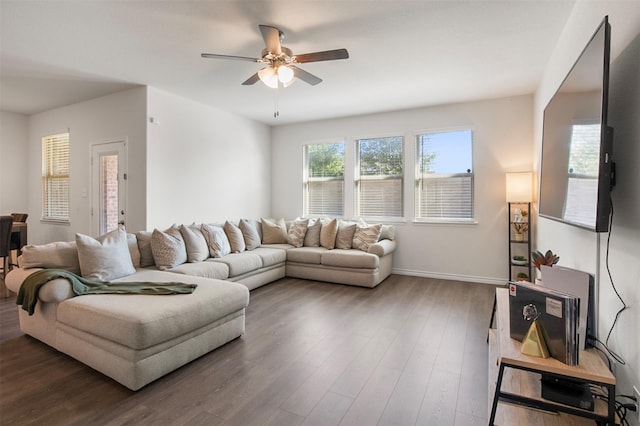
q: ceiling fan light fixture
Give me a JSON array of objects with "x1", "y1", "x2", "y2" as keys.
[
  {"x1": 277, "y1": 65, "x2": 294, "y2": 84},
  {"x1": 258, "y1": 66, "x2": 278, "y2": 88}
]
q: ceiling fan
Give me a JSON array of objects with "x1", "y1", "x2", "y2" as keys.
[{"x1": 201, "y1": 25, "x2": 349, "y2": 88}]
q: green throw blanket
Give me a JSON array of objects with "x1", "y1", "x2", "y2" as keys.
[{"x1": 17, "y1": 269, "x2": 197, "y2": 316}]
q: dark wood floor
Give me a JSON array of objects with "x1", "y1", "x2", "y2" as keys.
[{"x1": 0, "y1": 275, "x2": 496, "y2": 426}]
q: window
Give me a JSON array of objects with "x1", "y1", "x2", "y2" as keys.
[
  {"x1": 304, "y1": 142, "x2": 344, "y2": 216},
  {"x1": 355, "y1": 136, "x2": 403, "y2": 218},
  {"x1": 42, "y1": 132, "x2": 70, "y2": 222},
  {"x1": 416, "y1": 129, "x2": 473, "y2": 221}
]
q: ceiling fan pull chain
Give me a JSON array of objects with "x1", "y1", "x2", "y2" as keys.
[{"x1": 273, "y1": 86, "x2": 280, "y2": 118}]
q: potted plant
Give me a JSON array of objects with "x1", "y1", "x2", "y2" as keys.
[
  {"x1": 531, "y1": 249, "x2": 560, "y2": 271},
  {"x1": 516, "y1": 272, "x2": 529, "y2": 282},
  {"x1": 511, "y1": 222, "x2": 529, "y2": 241}
]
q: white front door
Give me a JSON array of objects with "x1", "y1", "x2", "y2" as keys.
[{"x1": 91, "y1": 140, "x2": 127, "y2": 236}]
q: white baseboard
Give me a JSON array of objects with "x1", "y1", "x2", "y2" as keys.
[{"x1": 391, "y1": 268, "x2": 506, "y2": 286}]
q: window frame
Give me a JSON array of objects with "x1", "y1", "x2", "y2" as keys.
[
  {"x1": 354, "y1": 135, "x2": 405, "y2": 221},
  {"x1": 41, "y1": 132, "x2": 71, "y2": 224},
  {"x1": 414, "y1": 128, "x2": 475, "y2": 224},
  {"x1": 303, "y1": 141, "x2": 345, "y2": 217}
]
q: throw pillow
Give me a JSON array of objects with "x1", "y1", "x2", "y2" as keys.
[
  {"x1": 319, "y1": 218, "x2": 338, "y2": 249},
  {"x1": 380, "y1": 224, "x2": 395, "y2": 241},
  {"x1": 19, "y1": 241, "x2": 81, "y2": 274},
  {"x1": 261, "y1": 218, "x2": 288, "y2": 244},
  {"x1": 135, "y1": 230, "x2": 155, "y2": 267},
  {"x1": 127, "y1": 233, "x2": 141, "y2": 268},
  {"x1": 150, "y1": 226, "x2": 188, "y2": 270},
  {"x1": 352, "y1": 223, "x2": 383, "y2": 251},
  {"x1": 224, "y1": 221, "x2": 246, "y2": 253},
  {"x1": 239, "y1": 219, "x2": 261, "y2": 250},
  {"x1": 179, "y1": 224, "x2": 209, "y2": 262},
  {"x1": 335, "y1": 221, "x2": 357, "y2": 249},
  {"x1": 76, "y1": 226, "x2": 136, "y2": 281},
  {"x1": 201, "y1": 223, "x2": 231, "y2": 258},
  {"x1": 303, "y1": 218, "x2": 321, "y2": 247},
  {"x1": 287, "y1": 218, "x2": 309, "y2": 248}
]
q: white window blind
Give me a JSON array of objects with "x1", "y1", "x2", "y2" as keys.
[
  {"x1": 355, "y1": 136, "x2": 403, "y2": 218},
  {"x1": 416, "y1": 130, "x2": 474, "y2": 221},
  {"x1": 42, "y1": 132, "x2": 70, "y2": 222},
  {"x1": 304, "y1": 142, "x2": 344, "y2": 216}
]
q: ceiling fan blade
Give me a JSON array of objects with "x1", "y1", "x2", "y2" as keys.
[
  {"x1": 291, "y1": 66, "x2": 322, "y2": 86},
  {"x1": 259, "y1": 25, "x2": 282, "y2": 55},
  {"x1": 201, "y1": 53, "x2": 260, "y2": 62},
  {"x1": 294, "y1": 48, "x2": 349, "y2": 63},
  {"x1": 241, "y1": 72, "x2": 261, "y2": 85}
]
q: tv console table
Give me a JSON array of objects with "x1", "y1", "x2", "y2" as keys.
[{"x1": 488, "y1": 288, "x2": 616, "y2": 425}]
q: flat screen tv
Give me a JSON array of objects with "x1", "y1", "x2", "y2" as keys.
[{"x1": 539, "y1": 16, "x2": 614, "y2": 232}]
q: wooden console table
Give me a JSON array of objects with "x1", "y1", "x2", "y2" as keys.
[{"x1": 488, "y1": 288, "x2": 616, "y2": 425}]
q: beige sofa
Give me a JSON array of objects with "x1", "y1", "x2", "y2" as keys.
[{"x1": 5, "y1": 217, "x2": 395, "y2": 390}]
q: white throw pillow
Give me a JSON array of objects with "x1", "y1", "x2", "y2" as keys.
[
  {"x1": 287, "y1": 218, "x2": 309, "y2": 248},
  {"x1": 261, "y1": 218, "x2": 288, "y2": 244},
  {"x1": 352, "y1": 223, "x2": 382, "y2": 251},
  {"x1": 201, "y1": 223, "x2": 232, "y2": 258},
  {"x1": 224, "y1": 221, "x2": 246, "y2": 253},
  {"x1": 179, "y1": 223, "x2": 209, "y2": 262},
  {"x1": 135, "y1": 230, "x2": 155, "y2": 267},
  {"x1": 127, "y1": 233, "x2": 141, "y2": 268},
  {"x1": 76, "y1": 226, "x2": 136, "y2": 281},
  {"x1": 150, "y1": 226, "x2": 188, "y2": 270}
]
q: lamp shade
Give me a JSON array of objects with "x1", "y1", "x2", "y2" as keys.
[{"x1": 506, "y1": 172, "x2": 533, "y2": 202}]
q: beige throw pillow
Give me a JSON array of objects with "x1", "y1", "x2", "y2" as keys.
[
  {"x1": 127, "y1": 233, "x2": 141, "y2": 268},
  {"x1": 19, "y1": 241, "x2": 81, "y2": 274},
  {"x1": 150, "y1": 226, "x2": 188, "y2": 270},
  {"x1": 287, "y1": 218, "x2": 309, "y2": 248},
  {"x1": 335, "y1": 221, "x2": 357, "y2": 249},
  {"x1": 261, "y1": 218, "x2": 288, "y2": 244},
  {"x1": 135, "y1": 231, "x2": 155, "y2": 267},
  {"x1": 76, "y1": 226, "x2": 136, "y2": 281},
  {"x1": 224, "y1": 221, "x2": 246, "y2": 253},
  {"x1": 201, "y1": 224, "x2": 231, "y2": 258},
  {"x1": 352, "y1": 223, "x2": 383, "y2": 251},
  {"x1": 319, "y1": 218, "x2": 338, "y2": 249},
  {"x1": 239, "y1": 219, "x2": 261, "y2": 250},
  {"x1": 303, "y1": 218, "x2": 321, "y2": 247},
  {"x1": 179, "y1": 224, "x2": 209, "y2": 262}
]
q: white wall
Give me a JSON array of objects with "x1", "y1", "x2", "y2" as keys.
[
  {"x1": 534, "y1": 2, "x2": 640, "y2": 410},
  {"x1": 145, "y1": 87, "x2": 271, "y2": 229},
  {"x1": 272, "y1": 95, "x2": 533, "y2": 284},
  {"x1": 27, "y1": 87, "x2": 147, "y2": 243},
  {"x1": 0, "y1": 111, "x2": 29, "y2": 214}
]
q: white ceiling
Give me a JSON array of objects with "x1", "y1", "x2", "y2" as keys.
[{"x1": 0, "y1": 0, "x2": 576, "y2": 125}]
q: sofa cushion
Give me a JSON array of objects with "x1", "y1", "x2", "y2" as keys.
[
  {"x1": 239, "y1": 219, "x2": 261, "y2": 251},
  {"x1": 335, "y1": 221, "x2": 357, "y2": 249},
  {"x1": 224, "y1": 221, "x2": 246, "y2": 253},
  {"x1": 352, "y1": 223, "x2": 382, "y2": 252},
  {"x1": 287, "y1": 247, "x2": 328, "y2": 265},
  {"x1": 201, "y1": 224, "x2": 231, "y2": 258},
  {"x1": 320, "y1": 218, "x2": 338, "y2": 249},
  {"x1": 179, "y1": 224, "x2": 209, "y2": 262},
  {"x1": 135, "y1": 231, "x2": 155, "y2": 267},
  {"x1": 151, "y1": 226, "x2": 187, "y2": 270},
  {"x1": 19, "y1": 241, "x2": 81, "y2": 274},
  {"x1": 287, "y1": 218, "x2": 309, "y2": 248},
  {"x1": 261, "y1": 218, "x2": 288, "y2": 244},
  {"x1": 211, "y1": 252, "x2": 262, "y2": 277},
  {"x1": 56, "y1": 269, "x2": 249, "y2": 350},
  {"x1": 321, "y1": 249, "x2": 379, "y2": 269},
  {"x1": 169, "y1": 261, "x2": 229, "y2": 280},
  {"x1": 303, "y1": 218, "x2": 321, "y2": 247},
  {"x1": 252, "y1": 247, "x2": 287, "y2": 267},
  {"x1": 76, "y1": 227, "x2": 136, "y2": 281}
]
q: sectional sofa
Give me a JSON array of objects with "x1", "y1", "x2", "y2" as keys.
[{"x1": 5, "y1": 217, "x2": 396, "y2": 390}]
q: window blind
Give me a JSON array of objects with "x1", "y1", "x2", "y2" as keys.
[{"x1": 42, "y1": 132, "x2": 70, "y2": 221}]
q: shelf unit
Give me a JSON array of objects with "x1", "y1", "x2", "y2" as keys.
[{"x1": 508, "y1": 202, "x2": 532, "y2": 282}]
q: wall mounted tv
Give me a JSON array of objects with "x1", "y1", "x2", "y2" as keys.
[{"x1": 539, "y1": 16, "x2": 614, "y2": 232}]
